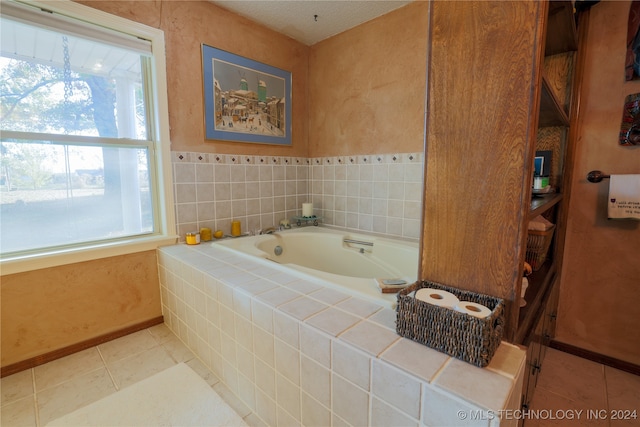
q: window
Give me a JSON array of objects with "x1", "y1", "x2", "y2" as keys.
[{"x1": 0, "y1": 0, "x2": 175, "y2": 273}]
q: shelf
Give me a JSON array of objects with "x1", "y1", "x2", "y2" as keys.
[
  {"x1": 516, "y1": 260, "x2": 557, "y2": 344},
  {"x1": 529, "y1": 193, "x2": 563, "y2": 219},
  {"x1": 539, "y1": 75, "x2": 570, "y2": 127},
  {"x1": 545, "y1": 1, "x2": 578, "y2": 55}
]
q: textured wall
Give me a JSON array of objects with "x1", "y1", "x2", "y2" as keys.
[
  {"x1": 79, "y1": 0, "x2": 310, "y2": 158},
  {"x1": 308, "y1": 2, "x2": 429, "y2": 157},
  {"x1": 556, "y1": 1, "x2": 640, "y2": 365},
  {"x1": 1, "y1": 251, "x2": 160, "y2": 367}
]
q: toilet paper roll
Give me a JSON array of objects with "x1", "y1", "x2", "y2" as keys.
[
  {"x1": 415, "y1": 288, "x2": 460, "y2": 309},
  {"x1": 454, "y1": 301, "x2": 492, "y2": 318},
  {"x1": 302, "y1": 203, "x2": 313, "y2": 217}
]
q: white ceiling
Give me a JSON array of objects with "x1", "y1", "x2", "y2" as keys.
[{"x1": 210, "y1": 1, "x2": 414, "y2": 46}]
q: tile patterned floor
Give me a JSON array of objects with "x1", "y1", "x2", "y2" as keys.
[
  {"x1": 0, "y1": 324, "x2": 262, "y2": 427},
  {"x1": 2, "y1": 327, "x2": 638, "y2": 427},
  {"x1": 527, "y1": 348, "x2": 640, "y2": 427}
]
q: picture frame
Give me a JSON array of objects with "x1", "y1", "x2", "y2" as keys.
[{"x1": 202, "y1": 44, "x2": 292, "y2": 145}]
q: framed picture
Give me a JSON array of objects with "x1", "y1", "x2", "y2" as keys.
[{"x1": 202, "y1": 44, "x2": 292, "y2": 145}]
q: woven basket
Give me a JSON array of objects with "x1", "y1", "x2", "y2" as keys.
[
  {"x1": 525, "y1": 225, "x2": 555, "y2": 271},
  {"x1": 396, "y1": 281, "x2": 504, "y2": 367}
]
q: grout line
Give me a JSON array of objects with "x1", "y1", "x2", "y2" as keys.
[
  {"x1": 96, "y1": 346, "x2": 119, "y2": 392},
  {"x1": 31, "y1": 368, "x2": 41, "y2": 427}
]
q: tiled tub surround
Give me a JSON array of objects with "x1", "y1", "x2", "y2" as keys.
[
  {"x1": 172, "y1": 152, "x2": 423, "y2": 242},
  {"x1": 158, "y1": 242, "x2": 526, "y2": 427}
]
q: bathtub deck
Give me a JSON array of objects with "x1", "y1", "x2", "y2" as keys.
[{"x1": 157, "y1": 242, "x2": 526, "y2": 426}]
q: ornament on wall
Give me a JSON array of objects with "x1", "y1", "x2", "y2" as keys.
[
  {"x1": 619, "y1": 93, "x2": 640, "y2": 145},
  {"x1": 626, "y1": 1, "x2": 640, "y2": 81}
]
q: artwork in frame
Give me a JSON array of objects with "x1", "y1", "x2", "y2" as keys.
[{"x1": 202, "y1": 44, "x2": 292, "y2": 145}]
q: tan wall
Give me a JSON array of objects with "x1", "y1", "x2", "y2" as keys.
[
  {"x1": 1, "y1": 251, "x2": 160, "y2": 367},
  {"x1": 79, "y1": 0, "x2": 310, "y2": 158},
  {"x1": 308, "y1": 2, "x2": 429, "y2": 157},
  {"x1": 557, "y1": 1, "x2": 640, "y2": 365}
]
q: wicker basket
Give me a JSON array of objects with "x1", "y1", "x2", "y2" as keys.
[
  {"x1": 525, "y1": 225, "x2": 555, "y2": 271},
  {"x1": 396, "y1": 281, "x2": 504, "y2": 367}
]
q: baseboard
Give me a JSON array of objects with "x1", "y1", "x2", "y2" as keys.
[
  {"x1": 550, "y1": 340, "x2": 640, "y2": 376},
  {"x1": 1, "y1": 316, "x2": 164, "y2": 378}
]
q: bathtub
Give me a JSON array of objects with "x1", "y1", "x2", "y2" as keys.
[{"x1": 213, "y1": 227, "x2": 419, "y2": 308}]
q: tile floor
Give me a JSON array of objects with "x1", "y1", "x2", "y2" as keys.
[
  {"x1": 526, "y1": 347, "x2": 640, "y2": 427},
  {"x1": 0, "y1": 324, "x2": 261, "y2": 427},
  {"x1": 2, "y1": 327, "x2": 638, "y2": 427}
]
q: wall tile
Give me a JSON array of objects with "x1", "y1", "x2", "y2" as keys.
[{"x1": 172, "y1": 152, "x2": 423, "y2": 242}]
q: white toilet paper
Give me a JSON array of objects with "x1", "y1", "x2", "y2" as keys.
[
  {"x1": 415, "y1": 288, "x2": 460, "y2": 309},
  {"x1": 454, "y1": 301, "x2": 492, "y2": 318}
]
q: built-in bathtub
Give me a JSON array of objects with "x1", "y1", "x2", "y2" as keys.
[
  {"x1": 214, "y1": 227, "x2": 419, "y2": 308},
  {"x1": 157, "y1": 227, "x2": 526, "y2": 426}
]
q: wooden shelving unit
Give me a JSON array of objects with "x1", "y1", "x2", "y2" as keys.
[{"x1": 518, "y1": 0, "x2": 580, "y2": 411}]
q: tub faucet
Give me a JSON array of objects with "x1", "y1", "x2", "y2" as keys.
[{"x1": 260, "y1": 227, "x2": 276, "y2": 235}]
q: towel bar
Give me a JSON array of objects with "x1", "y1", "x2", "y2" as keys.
[{"x1": 587, "y1": 170, "x2": 610, "y2": 183}]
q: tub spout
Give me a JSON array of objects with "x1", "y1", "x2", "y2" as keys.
[{"x1": 260, "y1": 227, "x2": 276, "y2": 235}]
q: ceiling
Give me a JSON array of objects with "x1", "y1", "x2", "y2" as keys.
[{"x1": 210, "y1": 1, "x2": 413, "y2": 46}]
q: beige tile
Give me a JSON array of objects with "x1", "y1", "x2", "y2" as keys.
[
  {"x1": 339, "y1": 320, "x2": 400, "y2": 356},
  {"x1": 332, "y1": 340, "x2": 371, "y2": 391},
  {"x1": 368, "y1": 307, "x2": 398, "y2": 330},
  {"x1": 106, "y1": 345, "x2": 176, "y2": 389},
  {"x1": 0, "y1": 395, "x2": 36, "y2": 427},
  {"x1": 306, "y1": 307, "x2": 361, "y2": 336},
  {"x1": 380, "y1": 338, "x2": 449, "y2": 383},
  {"x1": 336, "y1": 297, "x2": 383, "y2": 318},
  {"x1": 434, "y1": 358, "x2": 514, "y2": 412},
  {"x1": 301, "y1": 355, "x2": 331, "y2": 407},
  {"x1": 300, "y1": 323, "x2": 332, "y2": 368},
  {"x1": 485, "y1": 342, "x2": 526, "y2": 380},
  {"x1": 332, "y1": 374, "x2": 369, "y2": 427},
  {"x1": 276, "y1": 373, "x2": 301, "y2": 420},
  {"x1": 274, "y1": 311, "x2": 299, "y2": 348},
  {"x1": 1, "y1": 369, "x2": 33, "y2": 405},
  {"x1": 253, "y1": 325, "x2": 275, "y2": 367},
  {"x1": 97, "y1": 330, "x2": 160, "y2": 364},
  {"x1": 371, "y1": 397, "x2": 419, "y2": 427},
  {"x1": 605, "y1": 366, "x2": 640, "y2": 426},
  {"x1": 308, "y1": 287, "x2": 351, "y2": 305},
  {"x1": 255, "y1": 387, "x2": 277, "y2": 427},
  {"x1": 422, "y1": 385, "x2": 490, "y2": 427},
  {"x1": 536, "y1": 348, "x2": 607, "y2": 409},
  {"x1": 36, "y1": 367, "x2": 116, "y2": 425},
  {"x1": 282, "y1": 279, "x2": 324, "y2": 295},
  {"x1": 160, "y1": 332, "x2": 197, "y2": 363},
  {"x1": 372, "y1": 359, "x2": 422, "y2": 419},
  {"x1": 256, "y1": 287, "x2": 301, "y2": 308},
  {"x1": 301, "y1": 391, "x2": 331, "y2": 427},
  {"x1": 147, "y1": 323, "x2": 177, "y2": 343},
  {"x1": 279, "y1": 297, "x2": 328, "y2": 320},
  {"x1": 254, "y1": 358, "x2": 276, "y2": 396},
  {"x1": 528, "y1": 387, "x2": 609, "y2": 427},
  {"x1": 275, "y1": 338, "x2": 300, "y2": 385},
  {"x1": 244, "y1": 412, "x2": 268, "y2": 427},
  {"x1": 34, "y1": 347, "x2": 104, "y2": 392},
  {"x1": 186, "y1": 356, "x2": 220, "y2": 387}
]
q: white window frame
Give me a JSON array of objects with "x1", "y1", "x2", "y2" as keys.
[{"x1": 0, "y1": 0, "x2": 177, "y2": 275}]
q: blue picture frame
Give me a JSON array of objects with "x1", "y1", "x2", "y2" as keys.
[{"x1": 202, "y1": 44, "x2": 292, "y2": 145}]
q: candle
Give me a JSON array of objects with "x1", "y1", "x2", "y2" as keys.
[
  {"x1": 185, "y1": 231, "x2": 200, "y2": 245},
  {"x1": 302, "y1": 203, "x2": 313, "y2": 217},
  {"x1": 199, "y1": 227, "x2": 212, "y2": 241},
  {"x1": 231, "y1": 220, "x2": 242, "y2": 237}
]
